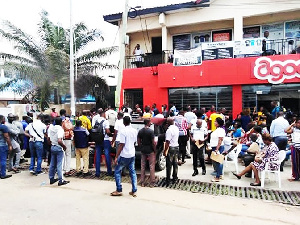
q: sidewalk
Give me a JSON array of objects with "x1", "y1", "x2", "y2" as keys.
[{"x1": 155, "y1": 157, "x2": 299, "y2": 192}]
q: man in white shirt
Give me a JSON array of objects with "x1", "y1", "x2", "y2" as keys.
[
  {"x1": 133, "y1": 44, "x2": 144, "y2": 68},
  {"x1": 190, "y1": 119, "x2": 208, "y2": 176},
  {"x1": 25, "y1": 114, "x2": 46, "y2": 175},
  {"x1": 111, "y1": 112, "x2": 125, "y2": 150},
  {"x1": 163, "y1": 117, "x2": 180, "y2": 185},
  {"x1": 270, "y1": 111, "x2": 289, "y2": 171},
  {"x1": 111, "y1": 116, "x2": 138, "y2": 197},
  {"x1": 105, "y1": 106, "x2": 117, "y2": 133},
  {"x1": 93, "y1": 110, "x2": 112, "y2": 177},
  {"x1": 48, "y1": 117, "x2": 69, "y2": 186}
]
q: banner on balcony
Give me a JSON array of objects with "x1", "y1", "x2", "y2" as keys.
[
  {"x1": 201, "y1": 41, "x2": 234, "y2": 60},
  {"x1": 173, "y1": 46, "x2": 202, "y2": 66},
  {"x1": 234, "y1": 38, "x2": 263, "y2": 58}
]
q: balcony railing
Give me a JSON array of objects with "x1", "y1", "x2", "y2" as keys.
[{"x1": 124, "y1": 38, "x2": 300, "y2": 69}]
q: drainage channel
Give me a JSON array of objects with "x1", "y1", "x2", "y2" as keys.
[{"x1": 64, "y1": 169, "x2": 300, "y2": 206}]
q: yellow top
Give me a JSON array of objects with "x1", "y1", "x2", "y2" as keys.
[
  {"x1": 210, "y1": 113, "x2": 222, "y2": 131},
  {"x1": 79, "y1": 115, "x2": 92, "y2": 130}
]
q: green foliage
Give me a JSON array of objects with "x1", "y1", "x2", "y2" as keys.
[{"x1": 0, "y1": 11, "x2": 118, "y2": 109}]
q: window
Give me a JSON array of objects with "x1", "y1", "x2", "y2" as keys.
[
  {"x1": 212, "y1": 29, "x2": 232, "y2": 42},
  {"x1": 169, "y1": 86, "x2": 232, "y2": 112}
]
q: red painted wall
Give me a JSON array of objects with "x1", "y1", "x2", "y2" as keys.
[{"x1": 121, "y1": 54, "x2": 300, "y2": 115}]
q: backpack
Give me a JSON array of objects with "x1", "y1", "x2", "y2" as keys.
[
  {"x1": 90, "y1": 120, "x2": 105, "y2": 144},
  {"x1": 62, "y1": 119, "x2": 74, "y2": 140}
]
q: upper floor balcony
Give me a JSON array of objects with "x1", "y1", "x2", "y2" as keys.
[{"x1": 125, "y1": 37, "x2": 300, "y2": 69}]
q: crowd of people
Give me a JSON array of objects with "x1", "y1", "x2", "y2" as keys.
[{"x1": 0, "y1": 100, "x2": 299, "y2": 195}]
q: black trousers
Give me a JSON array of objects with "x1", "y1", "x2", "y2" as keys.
[
  {"x1": 166, "y1": 147, "x2": 179, "y2": 182},
  {"x1": 192, "y1": 143, "x2": 206, "y2": 172},
  {"x1": 178, "y1": 135, "x2": 188, "y2": 162}
]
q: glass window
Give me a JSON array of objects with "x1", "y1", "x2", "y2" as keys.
[
  {"x1": 242, "y1": 84, "x2": 300, "y2": 114},
  {"x1": 169, "y1": 86, "x2": 232, "y2": 112}
]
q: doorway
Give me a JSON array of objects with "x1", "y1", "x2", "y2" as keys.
[{"x1": 124, "y1": 89, "x2": 143, "y2": 110}]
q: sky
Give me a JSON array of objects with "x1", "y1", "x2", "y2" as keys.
[
  {"x1": 0, "y1": 0, "x2": 188, "y2": 48},
  {"x1": 0, "y1": 0, "x2": 188, "y2": 86}
]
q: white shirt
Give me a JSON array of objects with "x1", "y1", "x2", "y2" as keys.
[
  {"x1": 48, "y1": 125, "x2": 64, "y2": 146},
  {"x1": 134, "y1": 49, "x2": 143, "y2": 61},
  {"x1": 210, "y1": 127, "x2": 225, "y2": 147},
  {"x1": 184, "y1": 111, "x2": 197, "y2": 123},
  {"x1": 190, "y1": 125, "x2": 207, "y2": 141},
  {"x1": 25, "y1": 120, "x2": 46, "y2": 142},
  {"x1": 92, "y1": 117, "x2": 110, "y2": 141},
  {"x1": 105, "y1": 109, "x2": 117, "y2": 126},
  {"x1": 119, "y1": 125, "x2": 137, "y2": 158},
  {"x1": 165, "y1": 124, "x2": 179, "y2": 147},
  {"x1": 114, "y1": 119, "x2": 125, "y2": 142},
  {"x1": 270, "y1": 116, "x2": 289, "y2": 137}
]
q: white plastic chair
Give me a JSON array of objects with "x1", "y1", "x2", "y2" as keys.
[
  {"x1": 261, "y1": 150, "x2": 286, "y2": 188},
  {"x1": 224, "y1": 144, "x2": 242, "y2": 174}
]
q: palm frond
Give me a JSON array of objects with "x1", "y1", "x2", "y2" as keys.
[
  {"x1": 77, "y1": 61, "x2": 118, "y2": 71},
  {"x1": 0, "y1": 20, "x2": 47, "y2": 70},
  {"x1": 0, "y1": 53, "x2": 39, "y2": 66},
  {"x1": 76, "y1": 46, "x2": 118, "y2": 62}
]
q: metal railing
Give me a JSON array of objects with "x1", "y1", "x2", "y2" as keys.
[{"x1": 124, "y1": 38, "x2": 300, "y2": 69}]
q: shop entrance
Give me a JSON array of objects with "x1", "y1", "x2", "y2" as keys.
[
  {"x1": 124, "y1": 89, "x2": 143, "y2": 109},
  {"x1": 243, "y1": 84, "x2": 300, "y2": 115}
]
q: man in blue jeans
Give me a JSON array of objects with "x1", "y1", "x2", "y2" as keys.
[
  {"x1": 92, "y1": 110, "x2": 112, "y2": 177},
  {"x1": 0, "y1": 115, "x2": 13, "y2": 179},
  {"x1": 25, "y1": 114, "x2": 46, "y2": 175},
  {"x1": 48, "y1": 117, "x2": 69, "y2": 186},
  {"x1": 111, "y1": 116, "x2": 137, "y2": 197}
]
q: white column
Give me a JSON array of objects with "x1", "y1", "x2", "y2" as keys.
[
  {"x1": 69, "y1": 0, "x2": 75, "y2": 116},
  {"x1": 115, "y1": 0, "x2": 129, "y2": 109},
  {"x1": 234, "y1": 15, "x2": 243, "y2": 41},
  {"x1": 159, "y1": 13, "x2": 168, "y2": 62}
]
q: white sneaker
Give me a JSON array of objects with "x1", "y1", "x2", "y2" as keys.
[{"x1": 29, "y1": 170, "x2": 34, "y2": 174}]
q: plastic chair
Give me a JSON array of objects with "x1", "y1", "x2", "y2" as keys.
[
  {"x1": 224, "y1": 144, "x2": 242, "y2": 174},
  {"x1": 261, "y1": 150, "x2": 286, "y2": 188}
]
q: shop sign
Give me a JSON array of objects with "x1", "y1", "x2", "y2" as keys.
[
  {"x1": 173, "y1": 46, "x2": 202, "y2": 66},
  {"x1": 254, "y1": 57, "x2": 300, "y2": 84},
  {"x1": 201, "y1": 41, "x2": 234, "y2": 60}
]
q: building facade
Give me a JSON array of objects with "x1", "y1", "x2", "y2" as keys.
[{"x1": 104, "y1": 0, "x2": 300, "y2": 117}]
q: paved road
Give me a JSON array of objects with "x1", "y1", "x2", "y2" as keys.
[{"x1": 0, "y1": 169, "x2": 299, "y2": 225}]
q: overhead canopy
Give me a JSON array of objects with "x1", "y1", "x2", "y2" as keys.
[{"x1": 103, "y1": 0, "x2": 210, "y2": 26}]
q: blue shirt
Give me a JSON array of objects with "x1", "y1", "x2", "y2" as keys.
[
  {"x1": 232, "y1": 128, "x2": 242, "y2": 138},
  {"x1": 0, "y1": 124, "x2": 9, "y2": 147},
  {"x1": 270, "y1": 116, "x2": 289, "y2": 137}
]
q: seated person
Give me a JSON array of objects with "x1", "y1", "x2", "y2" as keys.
[
  {"x1": 242, "y1": 133, "x2": 260, "y2": 177},
  {"x1": 228, "y1": 122, "x2": 244, "y2": 139},
  {"x1": 233, "y1": 133, "x2": 279, "y2": 186}
]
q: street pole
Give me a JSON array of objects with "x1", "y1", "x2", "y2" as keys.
[
  {"x1": 69, "y1": 0, "x2": 75, "y2": 116},
  {"x1": 115, "y1": 0, "x2": 129, "y2": 110}
]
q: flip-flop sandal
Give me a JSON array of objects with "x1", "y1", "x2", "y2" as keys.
[
  {"x1": 250, "y1": 182, "x2": 261, "y2": 186},
  {"x1": 129, "y1": 191, "x2": 137, "y2": 197},
  {"x1": 110, "y1": 191, "x2": 123, "y2": 196}
]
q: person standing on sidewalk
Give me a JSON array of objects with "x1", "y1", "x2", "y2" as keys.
[
  {"x1": 92, "y1": 110, "x2": 112, "y2": 177},
  {"x1": 163, "y1": 117, "x2": 180, "y2": 185},
  {"x1": 137, "y1": 119, "x2": 156, "y2": 187},
  {"x1": 190, "y1": 119, "x2": 208, "y2": 176},
  {"x1": 25, "y1": 114, "x2": 46, "y2": 175},
  {"x1": 5, "y1": 114, "x2": 21, "y2": 173},
  {"x1": 73, "y1": 120, "x2": 90, "y2": 176},
  {"x1": 0, "y1": 115, "x2": 13, "y2": 179},
  {"x1": 48, "y1": 117, "x2": 69, "y2": 186},
  {"x1": 111, "y1": 116, "x2": 138, "y2": 197},
  {"x1": 61, "y1": 115, "x2": 74, "y2": 177},
  {"x1": 174, "y1": 110, "x2": 189, "y2": 165},
  {"x1": 270, "y1": 111, "x2": 289, "y2": 171}
]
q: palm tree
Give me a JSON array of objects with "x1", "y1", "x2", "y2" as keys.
[{"x1": 0, "y1": 11, "x2": 118, "y2": 111}]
